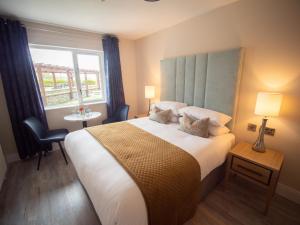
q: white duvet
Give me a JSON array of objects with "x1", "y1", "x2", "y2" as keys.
[{"x1": 65, "y1": 117, "x2": 235, "y2": 225}]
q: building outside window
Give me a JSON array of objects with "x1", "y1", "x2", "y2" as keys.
[{"x1": 30, "y1": 45, "x2": 105, "y2": 109}]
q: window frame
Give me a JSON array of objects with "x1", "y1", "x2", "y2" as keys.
[{"x1": 29, "y1": 44, "x2": 106, "y2": 110}]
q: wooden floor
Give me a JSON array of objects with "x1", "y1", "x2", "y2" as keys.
[{"x1": 1, "y1": 151, "x2": 300, "y2": 225}]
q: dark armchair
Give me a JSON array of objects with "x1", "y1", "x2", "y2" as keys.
[
  {"x1": 24, "y1": 117, "x2": 69, "y2": 170},
  {"x1": 103, "y1": 105, "x2": 130, "y2": 124}
]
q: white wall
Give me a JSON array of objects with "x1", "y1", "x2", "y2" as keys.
[
  {"x1": 0, "y1": 144, "x2": 7, "y2": 190},
  {"x1": 24, "y1": 21, "x2": 103, "y2": 51}
]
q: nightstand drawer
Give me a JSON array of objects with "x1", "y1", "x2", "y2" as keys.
[{"x1": 232, "y1": 157, "x2": 271, "y2": 184}]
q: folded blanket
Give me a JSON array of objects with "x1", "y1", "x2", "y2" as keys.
[{"x1": 86, "y1": 122, "x2": 201, "y2": 225}]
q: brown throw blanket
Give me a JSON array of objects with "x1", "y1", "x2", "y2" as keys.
[{"x1": 86, "y1": 122, "x2": 201, "y2": 225}]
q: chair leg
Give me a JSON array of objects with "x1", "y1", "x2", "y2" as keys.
[
  {"x1": 37, "y1": 151, "x2": 42, "y2": 171},
  {"x1": 58, "y1": 142, "x2": 68, "y2": 165}
]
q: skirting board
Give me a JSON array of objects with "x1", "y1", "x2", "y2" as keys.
[
  {"x1": 0, "y1": 173, "x2": 5, "y2": 191},
  {"x1": 5, "y1": 143, "x2": 63, "y2": 164},
  {"x1": 6, "y1": 153, "x2": 19, "y2": 163},
  {"x1": 0, "y1": 168, "x2": 6, "y2": 191},
  {"x1": 0, "y1": 145, "x2": 7, "y2": 191},
  {"x1": 276, "y1": 183, "x2": 300, "y2": 205}
]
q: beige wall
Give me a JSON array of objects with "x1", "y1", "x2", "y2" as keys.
[
  {"x1": 0, "y1": 78, "x2": 18, "y2": 161},
  {"x1": 119, "y1": 39, "x2": 138, "y2": 118},
  {"x1": 135, "y1": 0, "x2": 300, "y2": 191},
  {"x1": 0, "y1": 22, "x2": 137, "y2": 161}
]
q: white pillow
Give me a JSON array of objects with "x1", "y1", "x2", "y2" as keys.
[
  {"x1": 151, "y1": 101, "x2": 187, "y2": 122},
  {"x1": 178, "y1": 106, "x2": 232, "y2": 127},
  {"x1": 209, "y1": 126, "x2": 230, "y2": 136}
]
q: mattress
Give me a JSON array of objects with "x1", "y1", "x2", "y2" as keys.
[{"x1": 64, "y1": 117, "x2": 235, "y2": 225}]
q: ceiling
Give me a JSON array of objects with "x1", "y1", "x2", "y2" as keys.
[{"x1": 0, "y1": 0, "x2": 238, "y2": 40}]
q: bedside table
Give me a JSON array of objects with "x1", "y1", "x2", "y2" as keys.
[
  {"x1": 225, "y1": 142, "x2": 284, "y2": 214},
  {"x1": 134, "y1": 113, "x2": 148, "y2": 119}
]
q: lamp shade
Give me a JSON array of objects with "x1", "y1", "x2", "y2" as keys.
[
  {"x1": 145, "y1": 86, "x2": 155, "y2": 99},
  {"x1": 254, "y1": 92, "x2": 282, "y2": 117}
]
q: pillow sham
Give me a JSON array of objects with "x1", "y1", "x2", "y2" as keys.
[
  {"x1": 151, "y1": 101, "x2": 187, "y2": 123},
  {"x1": 209, "y1": 125, "x2": 230, "y2": 136},
  {"x1": 178, "y1": 106, "x2": 232, "y2": 127},
  {"x1": 179, "y1": 113, "x2": 209, "y2": 138},
  {"x1": 149, "y1": 107, "x2": 172, "y2": 124}
]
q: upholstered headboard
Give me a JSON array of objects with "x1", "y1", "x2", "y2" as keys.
[{"x1": 160, "y1": 48, "x2": 244, "y2": 128}]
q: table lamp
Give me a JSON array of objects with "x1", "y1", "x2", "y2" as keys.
[
  {"x1": 145, "y1": 86, "x2": 155, "y2": 115},
  {"x1": 252, "y1": 92, "x2": 282, "y2": 152}
]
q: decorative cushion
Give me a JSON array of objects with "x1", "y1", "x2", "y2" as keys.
[
  {"x1": 149, "y1": 107, "x2": 172, "y2": 124},
  {"x1": 179, "y1": 106, "x2": 232, "y2": 127},
  {"x1": 179, "y1": 113, "x2": 209, "y2": 138},
  {"x1": 151, "y1": 101, "x2": 187, "y2": 123}
]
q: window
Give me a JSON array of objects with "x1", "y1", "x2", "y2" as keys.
[{"x1": 30, "y1": 45, "x2": 105, "y2": 109}]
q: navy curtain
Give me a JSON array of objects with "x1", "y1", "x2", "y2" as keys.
[
  {"x1": 102, "y1": 35, "x2": 125, "y2": 117},
  {"x1": 0, "y1": 18, "x2": 49, "y2": 159}
]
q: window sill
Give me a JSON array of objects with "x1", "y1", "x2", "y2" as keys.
[{"x1": 44, "y1": 101, "x2": 107, "y2": 111}]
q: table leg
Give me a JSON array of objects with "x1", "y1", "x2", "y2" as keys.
[
  {"x1": 224, "y1": 154, "x2": 233, "y2": 188},
  {"x1": 264, "y1": 170, "x2": 280, "y2": 215},
  {"x1": 82, "y1": 121, "x2": 87, "y2": 128}
]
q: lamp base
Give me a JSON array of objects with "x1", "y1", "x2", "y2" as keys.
[
  {"x1": 147, "y1": 99, "x2": 151, "y2": 116},
  {"x1": 252, "y1": 118, "x2": 267, "y2": 153},
  {"x1": 252, "y1": 143, "x2": 266, "y2": 153}
]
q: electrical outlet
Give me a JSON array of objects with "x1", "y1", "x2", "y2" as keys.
[
  {"x1": 264, "y1": 127, "x2": 275, "y2": 136},
  {"x1": 247, "y1": 123, "x2": 257, "y2": 132}
]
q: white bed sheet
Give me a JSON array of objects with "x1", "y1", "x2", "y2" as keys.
[{"x1": 65, "y1": 117, "x2": 235, "y2": 225}]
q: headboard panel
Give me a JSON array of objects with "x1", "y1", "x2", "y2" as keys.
[{"x1": 160, "y1": 48, "x2": 243, "y2": 127}]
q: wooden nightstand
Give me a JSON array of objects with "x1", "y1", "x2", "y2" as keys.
[
  {"x1": 134, "y1": 113, "x2": 148, "y2": 119},
  {"x1": 225, "y1": 142, "x2": 284, "y2": 214}
]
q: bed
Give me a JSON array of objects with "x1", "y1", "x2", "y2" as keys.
[{"x1": 65, "y1": 48, "x2": 244, "y2": 225}]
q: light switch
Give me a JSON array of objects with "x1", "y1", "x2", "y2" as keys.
[{"x1": 265, "y1": 127, "x2": 276, "y2": 136}]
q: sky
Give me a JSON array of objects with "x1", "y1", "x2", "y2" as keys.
[{"x1": 30, "y1": 48, "x2": 100, "y2": 71}]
